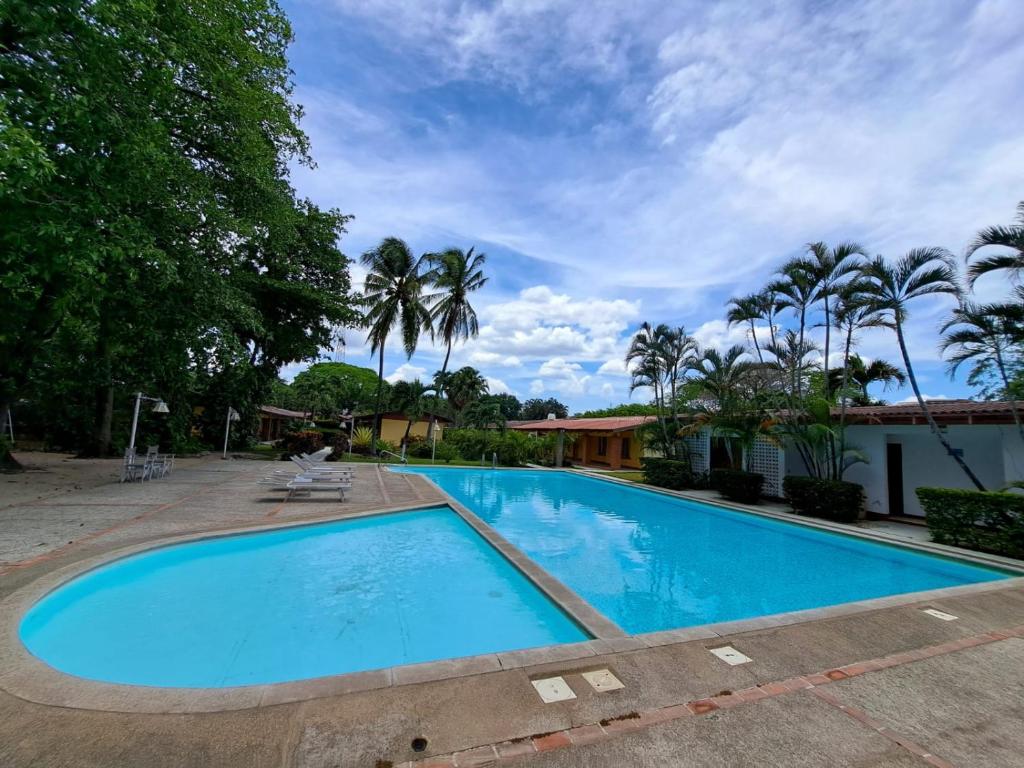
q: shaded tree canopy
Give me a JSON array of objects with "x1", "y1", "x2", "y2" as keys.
[
  {"x1": 522, "y1": 397, "x2": 568, "y2": 420},
  {"x1": 1, "y1": 0, "x2": 358, "y2": 456}
]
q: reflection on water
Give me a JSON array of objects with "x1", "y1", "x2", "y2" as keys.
[{"x1": 406, "y1": 469, "x2": 1008, "y2": 634}]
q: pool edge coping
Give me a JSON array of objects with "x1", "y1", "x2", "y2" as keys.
[{"x1": 2, "y1": 469, "x2": 1022, "y2": 714}]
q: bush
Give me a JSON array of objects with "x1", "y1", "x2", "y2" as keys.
[
  {"x1": 710, "y1": 468, "x2": 763, "y2": 504},
  {"x1": 783, "y1": 476, "x2": 864, "y2": 523},
  {"x1": 444, "y1": 428, "x2": 540, "y2": 466},
  {"x1": 349, "y1": 426, "x2": 373, "y2": 455},
  {"x1": 278, "y1": 430, "x2": 323, "y2": 456},
  {"x1": 917, "y1": 488, "x2": 1024, "y2": 558},
  {"x1": 641, "y1": 457, "x2": 698, "y2": 490},
  {"x1": 433, "y1": 441, "x2": 460, "y2": 463}
]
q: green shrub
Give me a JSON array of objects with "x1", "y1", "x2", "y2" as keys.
[
  {"x1": 917, "y1": 488, "x2": 1024, "y2": 558},
  {"x1": 349, "y1": 426, "x2": 373, "y2": 454},
  {"x1": 444, "y1": 428, "x2": 539, "y2": 466},
  {"x1": 433, "y1": 441, "x2": 460, "y2": 463},
  {"x1": 641, "y1": 457, "x2": 698, "y2": 490},
  {"x1": 278, "y1": 430, "x2": 323, "y2": 456},
  {"x1": 710, "y1": 468, "x2": 763, "y2": 504},
  {"x1": 783, "y1": 476, "x2": 864, "y2": 523}
]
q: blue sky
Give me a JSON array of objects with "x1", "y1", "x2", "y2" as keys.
[{"x1": 280, "y1": 0, "x2": 1024, "y2": 412}]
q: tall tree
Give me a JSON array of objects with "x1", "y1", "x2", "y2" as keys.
[
  {"x1": 424, "y1": 246, "x2": 488, "y2": 432},
  {"x1": 861, "y1": 249, "x2": 985, "y2": 490},
  {"x1": 360, "y1": 238, "x2": 433, "y2": 453},
  {"x1": 0, "y1": 0, "x2": 356, "y2": 459},
  {"x1": 522, "y1": 398, "x2": 568, "y2": 420},
  {"x1": 965, "y1": 201, "x2": 1024, "y2": 286},
  {"x1": 726, "y1": 294, "x2": 767, "y2": 363},
  {"x1": 626, "y1": 322, "x2": 671, "y2": 453},
  {"x1": 803, "y1": 241, "x2": 865, "y2": 391},
  {"x1": 439, "y1": 366, "x2": 489, "y2": 424},
  {"x1": 768, "y1": 260, "x2": 820, "y2": 395},
  {"x1": 941, "y1": 302, "x2": 1024, "y2": 441}
]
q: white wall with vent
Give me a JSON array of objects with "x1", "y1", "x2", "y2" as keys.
[
  {"x1": 681, "y1": 430, "x2": 710, "y2": 474},
  {"x1": 745, "y1": 437, "x2": 785, "y2": 497}
]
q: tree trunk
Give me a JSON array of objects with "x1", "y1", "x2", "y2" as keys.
[
  {"x1": 749, "y1": 320, "x2": 763, "y2": 364},
  {"x1": 427, "y1": 341, "x2": 453, "y2": 435},
  {"x1": 0, "y1": 401, "x2": 19, "y2": 470},
  {"x1": 822, "y1": 295, "x2": 831, "y2": 396},
  {"x1": 838, "y1": 326, "x2": 854, "y2": 479},
  {"x1": 94, "y1": 383, "x2": 114, "y2": 456},
  {"x1": 896, "y1": 320, "x2": 986, "y2": 491},
  {"x1": 994, "y1": 347, "x2": 1024, "y2": 443},
  {"x1": 372, "y1": 344, "x2": 386, "y2": 455}
]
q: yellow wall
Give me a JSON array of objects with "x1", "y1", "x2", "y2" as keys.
[
  {"x1": 378, "y1": 418, "x2": 444, "y2": 444},
  {"x1": 568, "y1": 430, "x2": 642, "y2": 469}
]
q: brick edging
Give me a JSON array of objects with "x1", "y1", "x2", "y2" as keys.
[{"x1": 402, "y1": 624, "x2": 1024, "y2": 767}]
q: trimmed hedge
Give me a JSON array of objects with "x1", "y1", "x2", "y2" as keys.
[
  {"x1": 641, "y1": 457, "x2": 693, "y2": 490},
  {"x1": 710, "y1": 468, "x2": 763, "y2": 504},
  {"x1": 917, "y1": 488, "x2": 1024, "y2": 558},
  {"x1": 783, "y1": 476, "x2": 864, "y2": 523}
]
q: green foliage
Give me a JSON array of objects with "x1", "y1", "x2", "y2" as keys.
[
  {"x1": 782, "y1": 476, "x2": 864, "y2": 523},
  {"x1": 483, "y1": 393, "x2": 522, "y2": 421},
  {"x1": 575, "y1": 403, "x2": 659, "y2": 418},
  {"x1": 350, "y1": 426, "x2": 374, "y2": 454},
  {"x1": 640, "y1": 458, "x2": 702, "y2": 490},
  {"x1": 289, "y1": 363, "x2": 384, "y2": 418},
  {"x1": 709, "y1": 469, "x2": 764, "y2": 504},
  {"x1": 431, "y1": 441, "x2": 460, "y2": 463},
  {"x1": 279, "y1": 430, "x2": 324, "y2": 456},
  {"x1": 1, "y1": 0, "x2": 358, "y2": 455},
  {"x1": 443, "y1": 428, "x2": 540, "y2": 466},
  {"x1": 917, "y1": 488, "x2": 1024, "y2": 558},
  {"x1": 522, "y1": 398, "x2": 568, "y2": 420}
]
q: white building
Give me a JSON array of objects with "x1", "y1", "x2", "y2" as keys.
[{"x1": 685, "y1": 401, "x2": 1024, "y2": 518}]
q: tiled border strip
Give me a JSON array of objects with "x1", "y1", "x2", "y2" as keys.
[
  {"x1": 401, "y1": 623, "x2": 1024, "y2": 767},
  {"x1": 410, "y1": 474, "x2": 625, "y2": 640}
]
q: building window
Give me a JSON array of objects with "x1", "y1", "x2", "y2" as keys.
[
  {"x1": 621, "y1": 437, "x2": 631, "y2": 460},
  {"x1": 597, "y1": 437, "x2": 608, "y2": 456}
]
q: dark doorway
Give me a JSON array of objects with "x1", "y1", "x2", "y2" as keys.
[{"x1": 886, "y1": 443, "x2": 904, "y2": 516}]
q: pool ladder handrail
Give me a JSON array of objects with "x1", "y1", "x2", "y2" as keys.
[{"x1": 377, "y1": 449, "x2": 408, "y2": 465}]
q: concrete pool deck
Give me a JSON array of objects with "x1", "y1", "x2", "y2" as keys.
[{"x1": 2, "y1": 453, "x2": 1024, "y2": 767}]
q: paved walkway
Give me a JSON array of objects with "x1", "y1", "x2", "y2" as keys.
[{"x1": 1, "y1": 454, "x2": 1023, "y2": 767}]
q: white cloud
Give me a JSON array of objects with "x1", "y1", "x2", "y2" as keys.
[
  {"x1": 485, "y1": 376, "x2": 512, "y2": 394},
  {"x1": 529, "y1": 379, "x2": 545, "y2": 395},
  {"x1": 385, "y1": 363, "x2": 427, "y2": 384}
]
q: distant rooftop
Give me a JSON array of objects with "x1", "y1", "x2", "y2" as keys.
[
  {"x1": 839, "y1": 399, "x2": 1024, "y2": 425},
  {"x1": 510, "y1": 416, "x2": 656, "y2": 433}
]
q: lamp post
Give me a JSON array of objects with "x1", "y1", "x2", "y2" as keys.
[
  {"x1": 431, "y1": 421, "x2": 441, "y2": 464},
  {"x1": 340, "y1": 409, "x2": 354, "y2": 458},
  {"x1": 128, "y1": 393, "x2": 169, "y2": 453},
  {"x1": 222, "y1": 406, "x2": 241, "y2": 459}
]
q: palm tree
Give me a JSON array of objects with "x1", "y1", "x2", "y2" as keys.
[
  {"x1": 441, "y1": 366, "x2": 488, "y2": 424},
  {"x1": 660, "y1": 325, "x2": 699, "y2": 428},
  {"x1": 360, "y1": 237, "x2": 433, "y2": 454},
  {"x1": 768, "y1": 259, "x2": 820, "y2": 395},
  {"x1": 804, "y1": 241, "x2": 866, "y2": 390},
  {"x1": 425, "y1": 246, "x2": 488, "y2": 431},
  {"x1": 941, "y1": 301, "x2": 1024, "y2": 441},
  {"x1": 727, "y1": 294, "x2": 767, "y2": 363},
  {"x1": 828, "y1": 354, "x2": 907, "y2": 405},
  {"x1": 764, "y1": 329, "x2": 820, "y2": 395},
  {"x1": 390, "y1": 379, "x2": 435, "y2": 447},
  {"x1": 626, "y1": 322, "x2": 671, "y2": 452},
  {"x1": 860, "y1": 248, "x2": 985, "y2": 489},
  {"x1": 687, "y1": 345, "x2": 760, "y2": 469},
  {"x1": 965, "y1": 201, "x2": 1024, "y2": 286}
]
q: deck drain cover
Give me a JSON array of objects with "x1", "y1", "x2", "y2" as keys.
[
  {"x1": 709, "y1": 645, "x2": 752, "y2": 665},
  {"x1": 582, "y1": 669, "x2": 625, "y2": 692},
  {"x1": 922, "y1": 608, "x2": 958, "y2": 621},
  {"x1": 532, "y1": 676, "x2": 576, "y2": 703}
]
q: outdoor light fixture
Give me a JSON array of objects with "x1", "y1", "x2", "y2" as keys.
[
  {"x1": 431, "y1": 421, "x2": 442, "y2": 463},
  {"x1": 127, "y1": 392, "x2": 170, "y2": 452},
  {"x1": 222, "y1": 406, "x2": 241, "y2": 459}
]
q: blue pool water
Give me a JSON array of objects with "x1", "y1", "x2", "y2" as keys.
[
  {"x1": 20, "y1": 507, "x2": 587, "y2": 687},
  {"x1": 399, "y1": 468, "x2": 1010, "y2": 634}
]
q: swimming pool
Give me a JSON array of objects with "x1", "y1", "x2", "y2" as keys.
[
  {"x1": 19, "y1": 507, "x2": 587, "y2": 687},
  {"x1": 399, "y1": 468, "x2": 1010, "y2": 634}
]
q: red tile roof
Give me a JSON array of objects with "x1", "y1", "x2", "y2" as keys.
[
  {"x1": 259, "y1": 405, "x2": 310, "y2": 419},
  {"x1": 839, "y1": 399, "x2": 1024, "y2": 425},
  {"x1": 510, "y1": 416, "x2": 656, "y2": 433}
]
